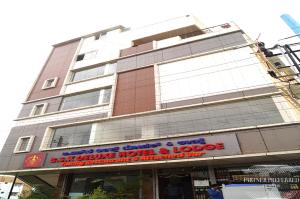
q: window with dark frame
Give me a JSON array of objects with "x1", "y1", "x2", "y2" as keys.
[{"x1": 76, "y1": 54, "x2": 85, "y2": 61}]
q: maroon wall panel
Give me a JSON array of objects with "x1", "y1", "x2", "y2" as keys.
[
  {"x1": 113, "y1": 66, "x2": 155, "y2": 116},
  {"x1": 120, "y1": 42, "x2": 153, "y2": 57},
  {"x1": 27, "y1": 40, "x2": 80, "y2": 101}
]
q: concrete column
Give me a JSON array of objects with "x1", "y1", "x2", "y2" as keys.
[{"x1": 208, "y1": 166, "x2": 216, "y2": 184}]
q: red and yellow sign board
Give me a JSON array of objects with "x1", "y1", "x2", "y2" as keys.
[
  {"x1": 22, "y1": 135, "x2": 242, "y2": 169},
  {"x1": 50, "y1": 143, "x2": 225, "y2": 167},
  {"x1": 23, "y1": 153, "x2": 46, "y2": 168}
]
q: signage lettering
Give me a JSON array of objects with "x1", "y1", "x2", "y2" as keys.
[{"x1": 49, "y1": 137, "x2": 227, "y2": 167}]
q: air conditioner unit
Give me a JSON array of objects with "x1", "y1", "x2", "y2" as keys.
[{"x1": 267, "y1": 56, "x2": 287, "y2": 68}]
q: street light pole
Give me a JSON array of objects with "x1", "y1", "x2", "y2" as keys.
[{"x1": 7, "y1": 174, "x2": 18, "y2": 199}]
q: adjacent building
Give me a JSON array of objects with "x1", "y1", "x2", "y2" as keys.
[
  {"x1": 0, "y1": 175, "x2": 31, "y2": 199},
  {"x1": 0, "y1": 15, "x2": 300, "y2": 199}
]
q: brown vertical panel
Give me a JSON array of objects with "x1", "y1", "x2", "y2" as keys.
[
  {"x1": 113, "y1": 66, "x2": 155, "y2": 116},
  {"x1": 136, "y1": 42, "x2": 153, "y2": 53},
  {"x1": 120, "y1": 42, "x2": 153, "y2": 57},
  {"x1": 135, "y1": 67, "x2": 155, "y2": 113},
  {"x1": 27, "y1": 40, "x2": 80, "y2": 101},
  {"x1": 120, "y1": 46, "x2": 137, "y2": 57}
]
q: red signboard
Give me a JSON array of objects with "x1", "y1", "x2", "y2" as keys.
[
  {"x1": 50, "y1": 143, "x2": 225, "y2": 167},
  {"x1": 23, "y1": 153, "x2": 46, "y2": 168}
]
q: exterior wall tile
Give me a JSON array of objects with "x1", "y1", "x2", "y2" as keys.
[
  {"x1": 116, "y1": 31, "x2": 247, "y2": 73},
  {"x1": 202, "y1": 91, "x2": 244, "y2": 103},
  {"x1": 189, "y1": 38, "x2": 222, "y2": 54},
  {"x1": 242, "y1": 86, "x2": 278, "y2": 96},
  {"x1": 113, "y1": 67, "x2": 155, "y2": 116},
  {"x1": 161, "y1": 97, "x2": 204, "y2": 109},
  {"x1": 136, "y1": 51, "x2": 163, "y2": 68},
  {"x1": 219, "y1": 32, "x2": 247, "y2": 47},
  {"x1": 236, "y1": 129, "x2": 268, "y2": 154},
  {"x1": 260, "y1": 125, "x2": 300, "y2": 152},
  {"x1": 120, "y1": 42, "x2": 153, "y2": 57},
  {"x1": 18, "y1": 97, "x2": 63, "y2": 118},
  {"x1": 27, "y1": 40, "x2": 80, "y2": 101},
  {"x1": 116, "y1": 56, "x2": 137, "y2": 72},
  {"x1": 162, "y1": 44, "x2": 191, "y2": 60},
  {"x1": 0, "y1": 113, "x2": 107, "y2": 171},
  {"x1": 136, "y1": 42, "x2": 153, "y2": 53},
  {"x1": 161, "y1": 86, "x2": 278, "y2": 109},
  {"x1": 0, "y1": 157, "x2": 10, "y2": 172},
  {"x1": 7, "y1": 155, "x2": 24, "y2": 171},
  {"x1": 120, "y1": 46, "x2": 137, "y2": 57}
]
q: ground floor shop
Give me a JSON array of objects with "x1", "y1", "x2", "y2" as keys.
[
  {"x1": 3, "y1": 123, "x2": 300, "y2": 198},
  {"x1": 59, "y1": 162, "x2": 300, "y2": 199}
]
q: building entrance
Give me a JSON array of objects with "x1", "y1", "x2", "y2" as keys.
[{"x1": 158, "y1": 170, "x2": 194, "y2": 199}]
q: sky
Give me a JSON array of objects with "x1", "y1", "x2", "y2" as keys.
[{"x1": 0, "y1": 0, "x2": 299, "y2": 151}]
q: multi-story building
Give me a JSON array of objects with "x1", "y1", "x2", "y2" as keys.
[
  {"x1": 0, "y1": 15, "x2": 300, "y2": 199},
  {"x1": 0, "y1": 175, "x2": 31, "y2": 199}
]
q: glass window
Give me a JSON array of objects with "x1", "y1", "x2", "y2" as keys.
[
  {"x1": 60, "y1": 88, "x2": 112, "y2": 111},
  {"x1": 72, "y1": 66, "x2": 105, "y2": 82},
  {"x1": 14, "y1": 136, "x2": 35, "y2": 153},
  {"x1": 83, "y1": 51, "x2": 98, "y2": 60},
  {"x1": 54, "y1": 97, "x2": 284, "y2": 147},
  {"x1": 71, "y1": 62, "x2": 116, "y2": 82},
  {"x1": 45, "y1": 79, "x2": 54, "y2": 87},
  {"x1": 76, "y1": 51, "x2": 97, "y2": 62},
  {"x1": 19, "y1": 137, "x2": 30, "y2": 151},
  {"x1": 68, "y1": 170, "x2": 147, "y2": 199},
  {"x1": 50, "y1": 124, "x2": 92, "y2": 148},
  {"x1": 32, "y1": 104, "x2": 45, "y2": 116},
  {"x1": 76, "y1": 54, "x2": 85, "y2": 61},
  {"x1": 42, "y1": 77, "x2": 58, "y2": 89},
  {"x1": 105, "y1": 63, "x2": 117, "y2": 74},
  {"x1": 90, "y1": 97, "x2": 283, "y2": 144},
  {"x1": 158, "y1": 47, "x2": 273, "y2": 103},
  {"x1": 101, "y1": 88, "x2": 112, "y2": 104},
  {"x1": 60, "y1": 90, "x2": 100, "y2": 110}
]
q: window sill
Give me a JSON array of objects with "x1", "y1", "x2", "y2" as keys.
[
  {"x1": 13, "y1": 150, "x2": 30, "y2": 154},
  {"x1": 41, "y1": 86, "x2": 56, "y2": 90}
]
